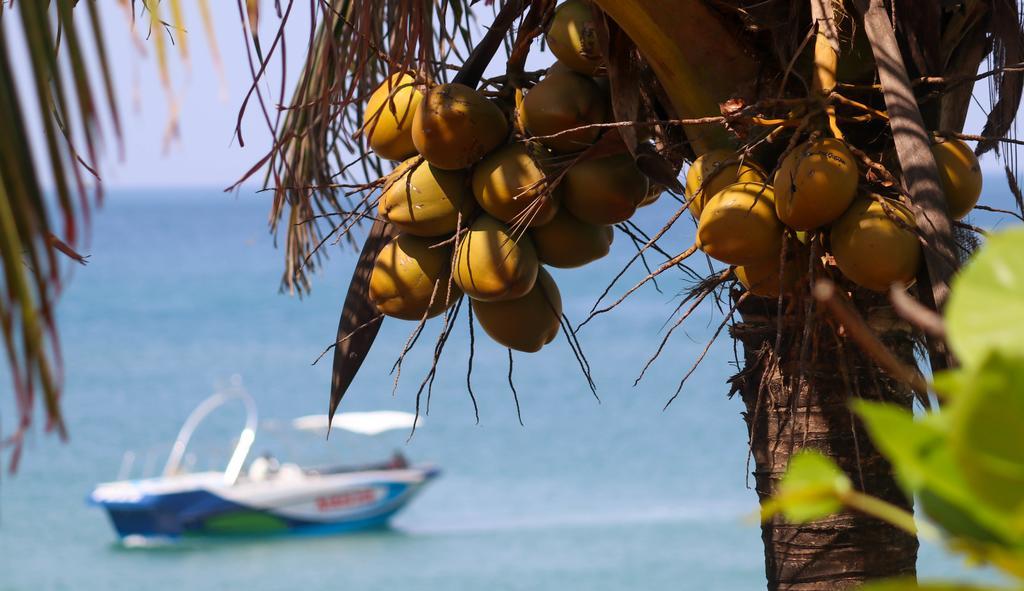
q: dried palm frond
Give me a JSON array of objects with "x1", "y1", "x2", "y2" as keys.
[
  {"x1": 979, "y1": 0, "x2": 1024, "y2": 157},
  {"x1": 230, "y1": 0, "x2": 481, "y2": 295}
]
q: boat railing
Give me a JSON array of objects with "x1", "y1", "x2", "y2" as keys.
[
  {"x1": 117, "y1": 443, "x2": 236, "y2": 481},
  {"x1": 163, "y1": 382, "x2": 258, "y2": 486}
]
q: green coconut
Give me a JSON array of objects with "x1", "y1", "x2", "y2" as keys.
[
  {"x1": 932, "y1": 138, "x2": 983, "y2": 220},
  {"x1": 472, "y1": 267, "x2": 562, "y2": 352},
  {"x1": 773, "y1": 138, "x2": 859, "y2": 231},
  {"x1": 412, "y1": 83, "x2": 508, "y2": 170},
  {"x1": 546, "y1": 0, "x2": 603, "y2": 76},
  {"x1": 379, "y1": 158, "x2": 477, "y2": 236},
  {"x1": 369, "y1": 234, "x2": 460, "y2": 320},
  {"x1": 696, "y1": 182, "x2": 783, "y2": 266},
  {"x1": 454, "y1": 215, "x2": 539, "y2": 302},
  {"x1": 519, "y1": 68, "x2": 608, "y2": 153},
  {"x1": 530, "y1": 207, "x2": 613, "y2": 268},
  {"x1": 830, "y1": 197, "x2": 921, "y2": 292},
  {"x1": 363, "y1": 73, "x2": 423, "y2": 161},
  {"x1": 471, "y1": 143, "x2": 559, "y2": 227},
  {"x1": 685, "y1": 149, "x2": 767, "y2": 219},
  {"x1": 735, "y1": 253, "x2": 803, "y2": 298},
  {"x1": 563, "y1": 153, "x2": 649, "y2": 224}
]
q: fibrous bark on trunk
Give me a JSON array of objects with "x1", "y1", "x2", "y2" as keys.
[{"x1": 731, "y1": 295, "x2": 919, "y2": 590}]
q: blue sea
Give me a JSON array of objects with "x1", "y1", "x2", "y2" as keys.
[{"x1": 0, "y1": 189, "x2": 1004, "y2": 590}]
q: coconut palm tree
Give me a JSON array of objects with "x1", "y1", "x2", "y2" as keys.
[
  {"x1": 4, "y1": 1, "x2": 1024, "y2": 589},
  {"x1": 233, "y1": 2, "x2": 1024, "y2": 588}
]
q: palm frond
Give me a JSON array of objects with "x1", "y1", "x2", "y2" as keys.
[
  {"x1": 230, "y1": 0, "x2": 481, "y2": 295},
  {"x1": 0, "y1": 1, "x2": 122, "y2": 470},
  {"x1": 979, "y1": 0, "x2": 1024, "y2": 157}
]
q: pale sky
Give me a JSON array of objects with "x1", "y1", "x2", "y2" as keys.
[
  {"x1": 84, "y1": 2, "x2": 315, "y2": 189},
  {"x1": 7, "y1": 3, "x2": 1015, "y2": 189}
]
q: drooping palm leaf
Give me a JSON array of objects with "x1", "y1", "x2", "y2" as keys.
[
  {"x1": 0, "y1": 1, "x2": 124, "y2": 470},
  {"x1": 230, "y1": 0, "x2": 481, "y2": 295}
]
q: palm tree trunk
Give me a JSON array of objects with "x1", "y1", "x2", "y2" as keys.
[{"x1": 731, "y1": 296, "x2": 919, "y2": 590}]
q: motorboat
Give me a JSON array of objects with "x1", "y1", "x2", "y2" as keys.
[{"x1": 88, "y1": 383, "x2": 438, "y2": 542}]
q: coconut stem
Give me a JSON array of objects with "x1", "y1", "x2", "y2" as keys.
[
  {"x1": 810, "y1": 0, "x2": 843, "y2": 139},
  {"x1": 451, "y1": 0, "x2": 527, "y2": 89}
]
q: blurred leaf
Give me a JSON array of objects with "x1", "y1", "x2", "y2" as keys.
[
  {"x1": 919, "y1": 486, "x2": 1014, "y2": 548},
  {"x1": 932, "y1": 368, "x2": 971, "y2": 402},
  {"x1": 196, "y1": 0, "x2": 224, "y2": 86},
  {"x1": 762, "y1": 451, "x2": 849, "y2": 523},
  {"x1": 246, "y1": 0, "x2": 260, "y2": 35},
  {"x1": 245, "y1": 0, "x2": 261, "y2": 60},
  {"x1": 146, "y1": 0, "x2": 170, "y2": 90},
  {"x1": 0, "y1": 0, "x2": 124, "y2": 468},
  {"x1": 948, "y1": 352, "x2": 1024, "y2": 515},
  {"x1": 987, "y1": 545, "x2": 1024, "y2": 580},
  {"x1": 852, "y1": 400, "x2": 942, "y2": 493},
  {"x1": 947, "y1": 228, "x2": 1024, "y2": 367},
  {"x1": 85, "y1": 1, "x2": 123, "y2": 144},
  {"x1": 861, "y1": 578, "x2": 1019, "y2": 591},
  {"x1": 854, "y1": 400, "x2": 1014, "y2": 545},
  {"x1": 168, "y1": 0, "x2": 188, "y2": 60}
]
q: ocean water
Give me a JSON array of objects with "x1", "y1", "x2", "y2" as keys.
[{"x1": 0, "y1": 189, "x2": 997, "y2": 590}]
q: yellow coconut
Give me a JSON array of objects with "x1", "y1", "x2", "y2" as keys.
[
  {"x1": 519, "y1": 69, "x2": 608, "y2": 153},
  {"x1": 412, "y1": 83, "x2": 508, "y2": 170},
  {"x1": 685, "y1": 149, "x2": 767, "y2": 219},
  {"x1": 830, "y1": 197, "x2": 921, "y2": 292},
  {"x1": 471, "y1": 143, "x2": 559, "y2": 227},
  {"x1": 546, "y1": 0, "x2": 603, "y2": 76},
  {"x1": 932, "y1": 138, "x2": 983, "y2": 220},
  {"x1": 736, "y1": 254, "x2": 803, "y2": 298},
  {"x1": 472, "y1": 267, "x2": 562, "y2": 353},
  {"x1": 773, "y1": 138, "x2": 859, "y2": 231},
  {"x1": 530, "y1": 207, "x2": 613, "y2": 268},
  {"x1": 563, "y1": 153, "x2": 649, "y2": 224},
  {"x1": 363, "y1": 73, "x2": 423, "y2": 161},
  {"x1": 379, "y1": 158, "x2": 477, "y2": 236},
  {"x1": 454, "y1": 215, "x2": 539, "y2": 302},
  {"x1": 696, "y1": 182, "x2": 783, "y2": 266},
  {"x1": 369, "y1": 234, "x2": 460, "y2": 321}
]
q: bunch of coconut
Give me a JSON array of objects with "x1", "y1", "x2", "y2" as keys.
[
  {"x1": 687, "y1": 136, "x2": 983, "y2": 297},
  {"x1": 360, "y1": 0, "x2": 655, "y2": 353}
]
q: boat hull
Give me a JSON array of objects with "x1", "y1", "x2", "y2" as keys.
[{"x1": 90, "y1": 466, "x2": 439, "y2": 540}]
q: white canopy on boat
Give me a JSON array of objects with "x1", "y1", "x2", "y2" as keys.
[{"x1": 291, "y1": 411, "x2": 419, "y2": 436}]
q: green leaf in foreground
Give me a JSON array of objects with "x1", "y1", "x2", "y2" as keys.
[
  {"x1": 860, "y1": 578, "x2": 1021, "y2": 591},
  {"x1": 946, "y1": 228, "x2": 1024, "y2": 367},
  {"x1": 762, "y1": 451, "x2": 850, "y2": 523},
  {"x1": 948, "y1": 352, "x2": 1024, "y2": 516},
  {"x1": 854, "y1": 400, "x2": 1014, "y2": 546},
  {"x1": 852, "y1": 400, "x2": 943, "y2": 494}
]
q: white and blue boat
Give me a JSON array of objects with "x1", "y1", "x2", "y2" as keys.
[{"x1": 89, "y1": 385, "x2": 438, "y2": 543}]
